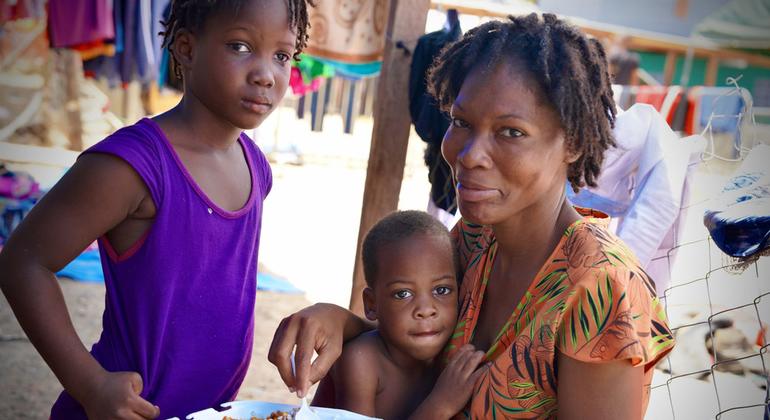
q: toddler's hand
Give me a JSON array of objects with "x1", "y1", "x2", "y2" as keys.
[
  {"x1": 81, "y1": 371, "x2": 160, "y2": 419},
  {"x1": 426, "y1": 344, "x2": 487, "y2": 418}
]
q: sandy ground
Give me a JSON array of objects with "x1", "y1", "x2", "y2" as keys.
[{"x1": 1, "y1": 106, "x2": 768, "y2": 418}]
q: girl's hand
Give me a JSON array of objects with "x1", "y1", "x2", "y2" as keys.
[
  {"x1": 81, "y1": 371, "x2": 160, "y2": 420},
  {"x1": 411, "y1": 345, "x2": 487, "y2": 419},
  {"x1": 268, "y1": 303, "x2": 370, "y2": 398}
]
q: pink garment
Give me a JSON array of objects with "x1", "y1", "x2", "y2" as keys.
[{"x1": 289, "y1": 67, "x2": 322, "y2": 96}]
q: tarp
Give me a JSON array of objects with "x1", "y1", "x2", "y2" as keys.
[{"x1": 691, "y1": 0, "x2": 770, "y2": 49}]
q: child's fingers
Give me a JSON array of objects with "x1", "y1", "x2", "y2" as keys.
[
  {"x1": 132, "y1": 397, "x2": 160, "y2": 419},
  {"x1": 459, "y1": 350, "x2": 486, "y2": 376},
  {"x1": 469, "y1": 364, "x2": 488, "y2": 387},
  {"x1": 268, "y1": 316, "x2": 299, "y2": 390}
]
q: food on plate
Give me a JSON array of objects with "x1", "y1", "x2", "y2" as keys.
[{"x1": 222, "y1": 410, "x2": 293, "y2": 420}]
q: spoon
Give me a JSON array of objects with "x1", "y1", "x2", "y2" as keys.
[{"x1": 291, "y1": 351, "x2": 321, "y2": 420}]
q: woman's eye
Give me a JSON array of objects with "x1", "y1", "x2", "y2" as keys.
[
  {"x1": 450, "y1": 117, "x2": 468, "y2": 129},
  {"x1": 393, "y1": 290, "x2": 412, "y2": 300},
  {"x1": 500, "y1": 127, "x2": 524, "y2": 138},
  {"x1": 228, "y1": 42, "x2": 251, "y2": 53},
  {"x1": 434, "y1": 286, "x2": 452, "y2": 296}
]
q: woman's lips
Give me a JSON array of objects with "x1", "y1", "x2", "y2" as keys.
[{"x1": 457, "y1": 182, "x2": 499, "y2": 202}]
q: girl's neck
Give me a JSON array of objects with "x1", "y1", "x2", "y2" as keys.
[
  {"x1": 492, "y1": 188, "x2": 580, "y2": 269},
  {"x1": 157, "y1": 94, "x2": 244, "y2": 152}
]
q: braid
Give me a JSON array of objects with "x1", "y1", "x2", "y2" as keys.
[
  {"x1": 160, "y1": 0, "x2": 316, "y2": 80},
  {"x1": 428, "y1": 13, "x2": 617, "y2": 192}
]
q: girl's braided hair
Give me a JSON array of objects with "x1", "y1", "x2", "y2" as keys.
[
  {"x1": 428, "y1": 13, "x2": 617, "y2": 192},
  {"x1": 160, "y1": 0, "x2": 315, "y2": 79}
]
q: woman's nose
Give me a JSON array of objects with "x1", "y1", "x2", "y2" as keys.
[{"x1": 455, "y1": 134, "x2": 492, "y2": 169}]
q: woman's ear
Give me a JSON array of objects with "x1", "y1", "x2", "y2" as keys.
[
  {"x1": 172, "y1": 28, "x2": 195, "y2": 75},
  {"x1": 565, "y1": 148, "x2": 581, "y2": 164},
  {"x1": 362, "y1": 287, "x2": 378, "y2": 322}
]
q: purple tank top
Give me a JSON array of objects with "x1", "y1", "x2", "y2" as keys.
[{"x1": 51, "y1": 118, "x2": 272, "y2": 419}]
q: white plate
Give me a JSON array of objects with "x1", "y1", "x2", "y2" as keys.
[{"x1": 166, "y1": 400, "x2": 381, "y2": 420}]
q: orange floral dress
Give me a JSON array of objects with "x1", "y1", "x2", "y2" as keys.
[{"x1": 445, "y1": 210, "x2": 675, "y2": 419}]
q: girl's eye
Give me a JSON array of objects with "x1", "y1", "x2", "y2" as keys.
[
  {"x1": 393, "y1": 290, "x2": 412, "y2": 300},
  {"x1": 499, "y1": 127, "x2": 525, "y2": 138},
  {"x1": 275, "y1": 52, "x2": 291, "y2": 63},
  {"x1": 434, "y1": 286, "x2": 453, "y2": 296},
  {"x1": 450, "y1": 117, "x2": 469, "y2": 129},
  {"x1": 228, "y1": 42, "x2": 251, "y2": 53}
]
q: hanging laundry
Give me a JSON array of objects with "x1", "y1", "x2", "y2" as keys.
[
  {"x1": 409, "y1": 10, "x2": 462, "y2": 220},
  {"x1": 48, "y1": 0, "x2": 115, "y2": 48},
  {"x1": 305, "y1": 0, "x2": 390, "y2": 64},
  {"x1": 568, "y1": 104, "x2": 696, "y2": 295},
  {"x1": 82, "y1": 0, "x2": 171, "y2": 86}
]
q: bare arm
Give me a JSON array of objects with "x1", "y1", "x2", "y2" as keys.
[
  {"x1": 268, "y1": 303, "x2": 374, "y2": 398},
  {"x1": 556, "y1": 352, "x2": 645, "y2": 420},
  {"x1": 0, "y1": 154, "x2": 159, "y2": 419},
  {"x1": 326, "y1": 337, "x2": 379, "y2": 416}
]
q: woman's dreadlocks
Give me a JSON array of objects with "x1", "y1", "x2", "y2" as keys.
[{"x1": 428, "y1": 13, "x2": 617, "y2": 192}]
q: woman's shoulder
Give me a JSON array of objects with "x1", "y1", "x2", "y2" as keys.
[{"x1": 560, "y1": 218, "x2": 652, "y2": 290}]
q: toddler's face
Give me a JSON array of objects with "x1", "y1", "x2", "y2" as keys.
[{"x1": 365, "y1": 233, "x2": 458, "y2": 362}]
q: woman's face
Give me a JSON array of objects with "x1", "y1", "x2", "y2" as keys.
[{"x1": 442, "y1": 60, "x2": 573, "y2": 226}]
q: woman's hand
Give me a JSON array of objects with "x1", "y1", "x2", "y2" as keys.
[
  {"x1": 268, "y1": 303, "x2": 370, "y2": 397},
  {"x1": 409, "y1": 345, "x2": 488, "y2": 420}
]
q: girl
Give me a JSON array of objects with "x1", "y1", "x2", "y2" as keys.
[
  {"x1": 0, "y1": 0, "x2": 313, "y2": 418},
  {"x1": 269, "y1": 13, "x2": 675, "y2": 419}
]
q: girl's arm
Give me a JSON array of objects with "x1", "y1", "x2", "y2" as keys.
[
  {"x1": 0, "y1": 154, "x2": 159, "y2": 419},
  {"x1": 268, "y1": 303, "x2": 374, "y2": 398},
  {"x1": 556, "y1": 352, "x2": 645, "y2": 420}
]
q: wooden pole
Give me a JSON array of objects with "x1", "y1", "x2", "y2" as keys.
[
  {"x1": 705, "y1": 56, "x2": 719, "y2": 86},
  {"x1": 348, "y1": 0, "x2": 430, "y2": 315},
  {"x1": 663, "y1": 51, "x2": 678, "y2": 86}
]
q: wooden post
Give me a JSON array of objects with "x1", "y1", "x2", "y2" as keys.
[
  {"x1": 705, "y1": 55, "x2": 719, "y2": 86},
  {"x1": 348, "y1": 0, "x2": 430, "y2": 315},
  {"x1": 663, "y1": 51, "x2": 678, "y2": 86}
]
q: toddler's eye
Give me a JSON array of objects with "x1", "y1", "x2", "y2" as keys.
[
  {"x1": 450, "y1": 117, "x2": 469, "y2": 129},
  {"x1": 499, "y1": 127, "x2": 525, "y2": 138},
  {"x1": 393, "y1": 290, "x2": 412, "y2": 300},
  {"x1": 228, "y1": 42, "x2": 251, "y2": 53},
  {"x1": 434, "y1": 286, "x2": 452, "y2": 296}
]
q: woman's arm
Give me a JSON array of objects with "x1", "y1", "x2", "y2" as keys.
[
  {"x1": 268, "y1": 303, "x2": 375, "y2": 397},
  {"x1": 556, "y1": 352, "x2": 645, "y2": 420}
]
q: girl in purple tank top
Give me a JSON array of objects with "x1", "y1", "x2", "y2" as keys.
[{"x1": 0, "y1": 1, "x2": 315, "y2": 418}]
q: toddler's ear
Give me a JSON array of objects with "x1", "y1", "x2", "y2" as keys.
[{"x1": 362, "y1": 287, "x2": 378, "y2": 321}]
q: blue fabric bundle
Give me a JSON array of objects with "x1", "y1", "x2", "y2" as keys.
[{"x1": 704, "y1": 144, "x2": 770, "y2": 258}]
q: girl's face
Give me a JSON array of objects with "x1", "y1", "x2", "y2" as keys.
[
  {"x1": 179, "y1": 0, "x2": 296, "y2": 130},
  {"x1": 442, "y1": 60, "x2": 573, "y2": 227}
]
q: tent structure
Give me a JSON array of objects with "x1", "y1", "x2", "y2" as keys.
[{"x1": 691, "y1": 0, "x2": 770, "y2": 50}]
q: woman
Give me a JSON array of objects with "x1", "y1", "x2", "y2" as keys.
[{"x1": 269, "y1": 13, "x2": 674, "y2": 419}]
